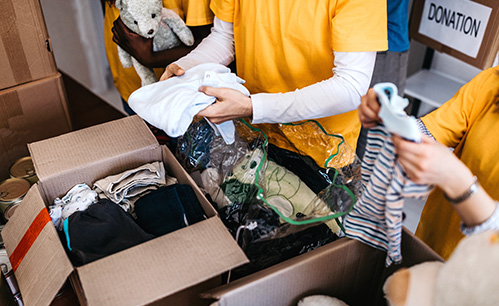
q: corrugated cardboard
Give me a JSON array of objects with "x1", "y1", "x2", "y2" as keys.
[
  {"x1": 0, "y1": 0, "x2": 57, "y2": 91},
  {"x1": 0, "y1": 73, "x2": 72, "y2": 181},
  {"x1": 1, "y1": 116, "x2": 248, "y2": 306},
  {"x1": 204, "y1": 228, "x2": 443, "y2": 306},
  {"x1": 410, "y1": 0, "x2": 499, "y2": 69}
]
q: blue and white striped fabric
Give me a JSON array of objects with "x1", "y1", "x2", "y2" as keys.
[{"x1": 345, "y1": 125, "x2": 433, "y2": 266}]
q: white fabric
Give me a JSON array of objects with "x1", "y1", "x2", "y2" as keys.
[
  {"x1": 174, "y1": 18, "x2": 375, "y2": 124},
  {"x1": 129, "y1": 63, "x2": 249, "y2": 144},
  {"x1": 251, "y1": 51, "x2": 375, "y2": 123},
  {"x1": 50, "y1": 183, "x2": 98, "y2": 230}
]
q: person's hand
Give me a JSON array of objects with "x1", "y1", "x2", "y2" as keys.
[
  {"x1": 358, "y1": 88, "x2": 382, "y2": 128},
  {"x1": 112, "y1": 17, "x2": 154, "y2": 66},
  {"x1": 160, "y1": 63, "x2": 185, "y2": 81},
  {"x1": 196, "y1": 86, "x2": 252, "y2": 124},
  {"x1": 393, "y1": 135, "x2": 473, "y2": 194}
]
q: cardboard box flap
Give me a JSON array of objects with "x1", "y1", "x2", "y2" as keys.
[
  {"x1": 203, "y1": 228, "x2": 442, "y2": 306},
  {"x1": 203, "y1": 237, "x2": 387, "y2": 306},
  {"x1": 75, "y1": 216, "x2": 247, "y2": 306},
  {"x1": 2, "y1": 185, "x2": 73, "y2": 306},
  {"x1": 28, "y1": 115, "x2": 157, "y2": 181}
]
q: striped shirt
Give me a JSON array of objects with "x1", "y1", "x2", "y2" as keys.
[{"x1": 345, "y1": 125, "x2": 433, "y2": 266}]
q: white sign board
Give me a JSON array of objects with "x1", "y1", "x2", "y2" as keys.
[{"x1": 418, "y1": 0, "x2": 492, "y2": 58}]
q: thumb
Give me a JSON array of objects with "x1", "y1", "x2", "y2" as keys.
[
  {"x1": 199, "y1": 86, "x2": 222, "y2": 98},
  {"x1": 160, "y1": 64, "x2": 184, "y2": 81}
]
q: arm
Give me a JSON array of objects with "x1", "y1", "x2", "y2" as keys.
[
  {"x1": 392, "y1": 135, "x2": 497, "y2": 229},
  {"x1": 251, "y1": 51, "x2": 376, "y2": 123},
  {"x1": 196, "y1": 51, "x2": 375, "y2": 124},
  {"x1": 111, "y1": 17, "x2": 212, "y2": 68},
  {"x1": 160, "y1": 17, "x2": 235, "y2": 80}
]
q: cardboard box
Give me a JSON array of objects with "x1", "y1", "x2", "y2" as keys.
[
  {"x1": 0, "y1": 73, "x2": 72, "y2": 181},
  {"x1": 409, "y1": 0, "x2": 499, "y2": 69},
  {"x1": 1, "y1": 116, "x2": 248, "y2": 306},
  {"x1": 0, "y1": 0, "x2": 57, "y2": 91},
  {"x1": 203, "y1": 228, "x2": 443, "y2": 306}
]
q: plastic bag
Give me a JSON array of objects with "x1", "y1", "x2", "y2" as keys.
[{"x1": 176, "y1": 118, "x2": 361, "y2": 279}]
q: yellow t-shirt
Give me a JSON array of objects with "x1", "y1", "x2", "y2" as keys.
[
  {"x1": 103, "y1": 0, "x2": 213, "y2": 101},
  {"x1": 210, "y1": 0, "x2": 387, "y2": 166},
  {"x1": 416, "y1": 66, "x2": 499, "y2": 259}
]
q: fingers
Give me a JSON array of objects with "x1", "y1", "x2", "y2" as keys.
[
  {"x1": 198, "y1": 86, "x2": 223, "y2": 98},
  {"x1": 160, "y1": 64, "x2": 184, "y2": 81},
  {"x1": 359, "y1": 89, "x2": 382, "y2": 128}
]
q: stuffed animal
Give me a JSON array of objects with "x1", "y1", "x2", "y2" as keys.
[
  {"x1": 115, "y1": 0, "x2": 195, "y2": 86},
  {"x1": 297, "y1": 295, "x2": 349, "y2": 306},
  {"x1": 383, "y1": 230, "x2": 499, "y2": 306}
]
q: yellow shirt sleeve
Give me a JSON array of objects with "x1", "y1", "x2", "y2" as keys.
[
  {"x1": 210, "y1": 0, "x2": 235, "y2": 23},
  {"x1": 332, "y1": 0, "x2": 388, "y2": 52},
  {"x1": 421, "y1": 67, "x2": 499, "y2": 148}
]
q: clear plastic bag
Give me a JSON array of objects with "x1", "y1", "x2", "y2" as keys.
[{"x1": 176, "y1": 118, "x2": 362, "y2": 279}]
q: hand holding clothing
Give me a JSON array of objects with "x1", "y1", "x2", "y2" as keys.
[
  {"x1": 358, "y1": 88, "x2": 382, "y2": 129},
  {"x1": 392, "y1": 134, "x2": 496, "y2": 228},
  {"x1": 197, "y1": 86, "x2": 253, "y2": 124},
  {"x1": 160, "y1": 63, "x2": 185, "y2": 81}
]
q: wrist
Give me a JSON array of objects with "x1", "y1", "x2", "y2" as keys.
[{"x1": 443, "y1": 175, "x2": 479, "y2": 205}]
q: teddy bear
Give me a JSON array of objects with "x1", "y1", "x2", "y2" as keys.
[
  {"x1": 115, "y1": 0, "x2": 195, "y2": 86},
  {"x1": 383, "y1": 230, "x2": 499, "y2": 306}
]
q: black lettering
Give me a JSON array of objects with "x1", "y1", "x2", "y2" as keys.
[
  {"x1": 428, "y1": 3, "x2": 437, "y2": 20},
  {"x1": 435, "y1": 6, "x2": 443, "y2": 23},
  {"x1": 471, "y1": 19, "x2": 481, "y2": 37},
  {"x1": 449, "y1": 11, "x2": 456, "y2": 29}
]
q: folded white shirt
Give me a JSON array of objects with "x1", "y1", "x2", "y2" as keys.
[{"x1": 128, "y1": 63, "x2": 250, "y2": 144}]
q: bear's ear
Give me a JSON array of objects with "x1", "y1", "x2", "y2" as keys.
[{"x1": 115, "y1": 0, "x2": 123, "y2": 10}]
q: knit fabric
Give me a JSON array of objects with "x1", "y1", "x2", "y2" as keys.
[{"x1": 345, "y1": 125, "x2": 433, "y2": 266}]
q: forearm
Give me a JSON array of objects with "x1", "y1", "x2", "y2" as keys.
[
  {"x1": 251, "y1": 51, "x2": 376, "y2": 123},
  {"x1": 174, "y1": 17, "x2": 235, "y2": 71},
  {"x1": 439, "y1": 163, "x2": 497, "y2": 227}
]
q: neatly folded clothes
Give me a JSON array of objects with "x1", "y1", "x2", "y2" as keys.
[
  {"x1": 62, "y1": 199, "x2": 155, "y2": 266},
  {"x1": 134, "y1": 184, "x2": 206, "y2": 237},
  {"x1": 93, "y1": 161, "x2": 176, "y2": 213}
]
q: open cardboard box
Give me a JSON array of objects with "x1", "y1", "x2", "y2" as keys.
[
  {"x1": 203, "y1": 228, "x2": 443, "y2": 306},
  {"x1": 1, "y1": 116, "x2": 248, "y2": 306}
]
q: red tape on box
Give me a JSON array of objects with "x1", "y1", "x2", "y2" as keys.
[{"x1": 9, "y1": 208, "x2": 51, "y2": 272}]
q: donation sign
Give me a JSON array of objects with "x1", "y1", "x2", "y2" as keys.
[{"x1": 418, "y1": 0, "x2": 492, "y2": 58}]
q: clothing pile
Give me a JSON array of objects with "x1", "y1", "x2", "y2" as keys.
[{"x1": 48, "y1": 161, "x2": 206, "y2": 266}]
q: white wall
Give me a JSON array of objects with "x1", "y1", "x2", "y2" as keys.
[{"x1": 39, "y1": 0, "x2": 123, "y2": 113}]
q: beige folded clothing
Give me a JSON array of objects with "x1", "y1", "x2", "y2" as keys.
[{"x1": 93, "y1": 161, "x2": 177, "y2": 213}]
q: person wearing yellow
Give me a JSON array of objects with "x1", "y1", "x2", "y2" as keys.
[
  {"x1": 161, "y1": 0, "x2": 388, "y2": 167},
  {"x1": 358, "y1": 66, "x2": 499, "y2": 259},
  {"x1": 101, "y1": 0, "x2": 213, "y2": 114}
]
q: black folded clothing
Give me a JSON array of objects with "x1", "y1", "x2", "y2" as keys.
[
  {"x1": 62, "y1": 199, "x2": 155, "y2": 266},
  {"x1": 134, "y1": 184, "x2": 206, "y2": 237}
]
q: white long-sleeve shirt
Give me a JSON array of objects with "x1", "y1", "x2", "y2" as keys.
[{"x1": 174, "y1": 17, "x2": 376, "y2": 124}]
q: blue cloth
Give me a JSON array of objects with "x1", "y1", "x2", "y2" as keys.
[{"x1": 387, "y1": 0, "x2": 410, "y2": 52}]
